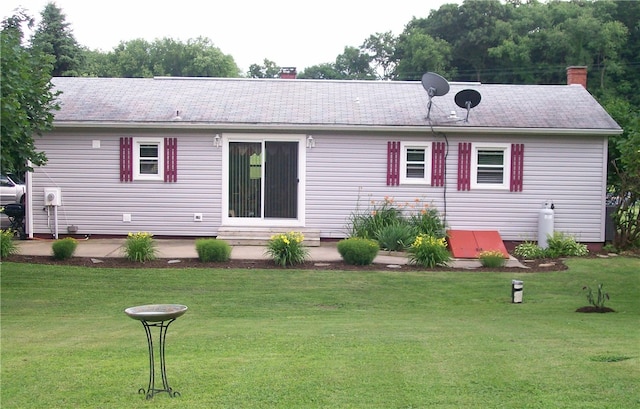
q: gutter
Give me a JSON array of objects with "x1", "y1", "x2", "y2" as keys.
[{"x1": 52, "y1": 121, "x2": 624, "y2": 136}]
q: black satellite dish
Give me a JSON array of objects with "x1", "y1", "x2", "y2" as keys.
[
  {"x1": 421, "y1": 72, "x2": 450, "y2": 120},
  {"x1": 454, "y1": 89, "x2": 482, "y2": 122}
]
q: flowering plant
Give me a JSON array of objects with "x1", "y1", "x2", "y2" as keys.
[
  {"x1": 265, "y1": 231, "x2": 309, "y2": 266},
  {"x1": 478, "y1": 250, "x2": 506, "y2": 268},
  {"x1": 407, "y1": 234, "x2": 450, "y2": 268},
  {"x1": 124, "y1": 232, "x2": 157, "y2": 262}
]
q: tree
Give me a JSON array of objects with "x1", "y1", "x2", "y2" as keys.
[
  {"x1": 1, "y1": 12, "x2": 59, "y2": 174},
  {"x1": 247, "y1": 59, "x2": 281, "y2": 78},
  {"x1": 361, "y1": 31, "x2": 398, "y2": 80},
  {"x1": 334, "y1": 46, "x2": 375, "y2": 80},
  {"x1": 395, "y1": 27, "x2": 454, "y2": 80},
  {"x1": 297, "y1": 63, "x2": 343, "y2": 80},
  {"x1": 30, "y1": 2, "x2": 83, "y2": 76}
]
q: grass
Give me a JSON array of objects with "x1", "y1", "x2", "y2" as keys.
[{"x1": 1, "y1": 257, "x2": 639, "y2": 408}]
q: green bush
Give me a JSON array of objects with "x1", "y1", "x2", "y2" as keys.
[
  {"x1": 196, "y1": 238, "x2": 231, "y2": 262},
  {"x1": 408, "y1": 205, "x2": 446, "y2": 237},
  {"x1": 265, "y1": 231, "x2": 309, "y2": 267},
  {"x1": 513, "y1": 241, "x2": 546, "y2": 259},
  {"x1": 478, "y1": 250, "x2": 506, "y2": 268},
  {"x1": 0, "y1": 229, "x2": 18, "y2": 259},
  {"x1": 347, "y1": 197, "x2": 447, "y2": 249},
  {"x1": 123, "y1": 232, "x2": 157, "y2": 262},
  {"x1": 375, "y1": 223, "x2": 416, "y2": 252},
  {"x1": 546, "y1": 232, "x2": 589, "y2": 257},
  {"x1": 348, "y1": 196, "x2": 404, "y2": 240},
  {"x1": 407, "y1": 234, "x2": 451, "y2": 268},
  {"x1": 51, "y1": 237, "x2": 78, "y2": 260},
  {"x1": 337, "y1": 238, "x2": 380, "y2": 265}
]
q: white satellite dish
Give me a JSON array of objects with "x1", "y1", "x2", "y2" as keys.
[{"x1": 421, "y1": 72, "x2": 450, "y2": 120}]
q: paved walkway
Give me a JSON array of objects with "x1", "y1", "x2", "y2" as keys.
[{"x1": 13, "y1": 238, "x2": 527, "y2": 269}]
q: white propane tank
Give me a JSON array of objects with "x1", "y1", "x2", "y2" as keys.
[{"x1": 538, "y1": 201, "x2": 554, "y2": 249}]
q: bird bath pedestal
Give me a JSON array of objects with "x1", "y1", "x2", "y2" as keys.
[{"x1": 124, "y1": 304, "x2": 188, "y2": 399}]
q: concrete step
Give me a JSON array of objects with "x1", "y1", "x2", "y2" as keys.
[{"x1": 216, "y1": 227, "x2": 321, "y2": 247}]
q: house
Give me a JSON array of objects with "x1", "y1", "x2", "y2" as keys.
[{"x1": 24, "y1": 67, "x2": 621, "y2": 249}]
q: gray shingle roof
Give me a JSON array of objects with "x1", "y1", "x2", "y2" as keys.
[{"x1": 51, "y1": 77, "x2": 621, "y2": 132}]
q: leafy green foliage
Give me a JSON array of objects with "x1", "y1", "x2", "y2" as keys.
[
  {"x1": 51, "y1": 237, "x2": 77, "y2": 260},
  {"x1": 375, "y1": 223, "x2": 416, "y2": 252},
  {"x1": 1, "y1": 12, "x2": 58, "y2": 174},
  {"x1": 265, "y1": 232, "x2": 309, "y2": 267},
  {"x1": 407, "y1": 234, "x2": 450, "y2": 268},
  {"x1": 195, "y1": 238, "x2": 231, "y2": 262},
  {"x1": 30, "y1": 3, "x2": 84, "y2": 76},
  {"x1": 336, "y1": 237, "x2": 379, "y2": 265},
  {"x1": 513, "y1": 241, "x2": 546, "y2": 259},
  {"x1": 123, "y1": 232, "x2": 157, "y2": 262},
  {"x1": 546, "y1": 232, "x2": 589, "y2": 258},
  {"x1": 582, "y1": 283, "x2": 610, "y2": 309},
  {"x1": 478, "y1": 250, "x2": 506, "y2": 268},
  {"x1": 348, "y1": 196, "x2": 447, "y2": 252},
  {"x1": 0, "y1": 229, "x2": 18, "y2": 258}
]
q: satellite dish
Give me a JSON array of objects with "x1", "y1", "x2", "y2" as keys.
[
  {"x1": 421, "y1": 72, "x2": 450, "y2": 97},
  {"x1": 454, "y1": 89, "x2": 482, "y2": 122},
  {"x1": 421, "y1": 72, "x2": 450, "y2": 120}
]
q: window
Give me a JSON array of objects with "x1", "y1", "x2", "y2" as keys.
[
  {"x1": 120, "y1": 137, "x2": 177, "y2": 182},
  {"x1": 400, "y1": 142, "x2": 431, "y2": 184},
  {"x1": 134, "y1": 138, "x2": 164, "y2": 180},
  {"x1": 471, "y1": 143, "x2": 511, "y2": 189}
]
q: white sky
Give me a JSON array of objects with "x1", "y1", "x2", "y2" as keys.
[{"x1": 1, "y1": 0, "x2": 456, "y2": 73}]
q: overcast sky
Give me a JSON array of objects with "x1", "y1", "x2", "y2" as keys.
[{"x1": 1, "y1": 0, "x2": 456, "y2": 73}]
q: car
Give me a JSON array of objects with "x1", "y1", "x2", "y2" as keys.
[{"x1": 1, "y1": 174, "x2": 26, "y2": 205}]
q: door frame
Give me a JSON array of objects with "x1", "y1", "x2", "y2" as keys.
[{"x1": 221, "y1": 133, "x2": 306, "y2": 227}]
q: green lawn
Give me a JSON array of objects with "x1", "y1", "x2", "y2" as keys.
[{"x1": 1, "y1": 257, "x2": 639, "y2": 408}]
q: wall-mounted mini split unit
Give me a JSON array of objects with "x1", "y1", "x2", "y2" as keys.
[{"x1": 44, "y1": 187, "x2": 62, "y2": 206}]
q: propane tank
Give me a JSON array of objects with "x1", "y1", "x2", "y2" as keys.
[{"x1": 538, "y1": 201, "x2": 555, "y2": 249}]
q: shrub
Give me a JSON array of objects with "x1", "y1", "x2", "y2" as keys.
[
  {"x1": 348, "y1": 196, "x2": 403, "y2": 240},
  {"x1": 407, "y1": 234, "x2": 450, "y2": 268},
  {"x1": 375, "y1": 223, "x2": 416, "y2": 252},
  {"x1": 124, "y1": 232, "x2": 157, "y2": 262},
  {"x1": 265, "y1": 231, "x2": 309, "y2": 267},
  {"x1": 408, "y1": 205, "x2": 446, "y2": 238},
  {"x1": 337, "y1": 237, "x2": 379, "y2": 265},
  {"x1": 52, "y1": 237, "x2": 78, "y2": 260},
  {"x1": 546, "y1": 232, "x2": 589, "y2": 257},
  {"x1": 582, "y1": 284, "x2": 610, "y2": 309},
  {"x1": 478, "y1": 250, "x2": 506, "y2": 268},
  {"x1": 196, "y1": 238, "x2": 231, "y2": 262},
  {"x1": 0, "y1": 229, "x2": 18, "y2": 259},
  {"x1": 513, "y1": 241, "x2": 546, "y2": 259}
]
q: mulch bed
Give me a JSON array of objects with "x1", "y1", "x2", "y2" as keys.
[{"x1": 4, "y1": 254, "x2": 568, "y2": 272}]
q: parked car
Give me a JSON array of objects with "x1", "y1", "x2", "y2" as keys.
[{"x1": 1, "y1": 174, "x2": 26, "y2": 205}]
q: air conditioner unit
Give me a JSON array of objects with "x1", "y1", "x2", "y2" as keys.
[{"x1": 44, "y1": 187, "x2": 62, "y2": 206}]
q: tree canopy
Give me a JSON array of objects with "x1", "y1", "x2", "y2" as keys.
[{"x1": 0, "y1": 12, "x2": 58, "y2": 174}]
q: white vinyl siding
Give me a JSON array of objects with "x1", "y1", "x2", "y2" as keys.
[{"x1": 31, "y1": 131, "x2": 607, "y2": 243}]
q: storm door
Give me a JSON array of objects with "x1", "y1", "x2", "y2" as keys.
[{"x1": 228, "y1": 141, "x2": 298, "y2": 219}]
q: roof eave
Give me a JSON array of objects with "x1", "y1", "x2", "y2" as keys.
[{"x1": 51, "y1": 121, "x2": 624, "y2": 136}]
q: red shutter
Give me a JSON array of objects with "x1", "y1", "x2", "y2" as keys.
[
  {"x1": 387, "y1": 141, "x2": 400, "y2": 186},
  {"x1": 431, "y1": 141, "x2": 445, "y2": 186},
  {"x1": 457, "y1": 142, "x2": 471, "y2": 191},
  {"x1": 120, "y1": 137, "x2": 133, "y2": 182},
  {"x1": 510, "y1": 143, "x2": 524, "y2": 192},
  {"x1": 164, "y1": 137, "x2": 178, "y2": 182}
]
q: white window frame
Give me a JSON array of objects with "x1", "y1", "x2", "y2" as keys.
[
  {"x1": 400, "y1": 141, "x2": 432, "y2": 185},
  {"x1": 471, "y1": 143, "x2": 511, "y2": 190},
  {"x1": 133, "y1": 137, "x2": 164, "y2": 181}
]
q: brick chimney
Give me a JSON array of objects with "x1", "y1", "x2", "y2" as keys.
[
  {"x1": 279, "y1": 67, "x2": 297, "y2": 79},
  {"x1": 567, "y1": 66, "x2": 587, "y2": 88}
]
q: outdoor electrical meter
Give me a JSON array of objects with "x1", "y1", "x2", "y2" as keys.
[{"x1": 44, "y1": 187, "x2": 62, "y2": 206}]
